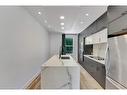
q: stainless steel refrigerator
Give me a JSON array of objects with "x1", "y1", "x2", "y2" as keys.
[{"x1": 106, "y1": 34, "x2": 127, "y2": 89}]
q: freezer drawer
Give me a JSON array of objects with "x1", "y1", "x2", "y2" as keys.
[{"x1": 106, "y1": 76, "x2": 125, "y2": 89}]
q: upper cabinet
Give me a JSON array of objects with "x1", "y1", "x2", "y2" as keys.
[
  {"x1": 108, "y1": 6, "x2": 127, "y2": 35},
  {"x1": 98, "y1": 28, "x2": 107, "y2": 43},
  {"x1": 108, "y1": 6, "x2": 127, "y2": 23},
  {"x1": 108, "y1": 14, "x2": 127, "y2": 35},
  {"x1": 85, "y1": 36, "x2": 93, "y2": 45},
  {"x1": 85, "y1": 28, "x2": 107, "y2": 45}
]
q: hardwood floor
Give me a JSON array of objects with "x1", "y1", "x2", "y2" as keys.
[
  {"x1": 80, "y1": 65, "x2": 103, "y2": 89},
  {"x1": 26, "y1": 65, "x2": 103, "y2": 89},
  {"x1": 26, "y1": 74, "x2": 41, "y2": 89}
]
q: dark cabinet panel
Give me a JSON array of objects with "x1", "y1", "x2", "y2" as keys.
[
  {"x1": 82, "y1": 56, "x2": 106, "y2": 88},
  {"x1": 88, "y1": 23, "x2": 97, "y2": 35},
  {"x1": 95, "y1": 64, "x2": 106, "y2": 88},
  {"x1": 108, "y1": 6, "x2": 127, "y2": 23},
  {"x1": 108, "y1": 13, "x2": 127, "y2": 35},
  {"x1": 96, "y1": 13, "x2": 107, "y2": 32},
  {"x1": 108, "y1": 6, "x2": 127, "y2": 35}
]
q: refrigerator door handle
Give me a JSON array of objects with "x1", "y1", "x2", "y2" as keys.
[
  {"x1": 105, "y1": 46, "x2": 108, "y2": 73},
  {"x1": 106, "y1": 47, "x2": 111, "y2": 75}
]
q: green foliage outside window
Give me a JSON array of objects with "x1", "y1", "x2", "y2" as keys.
[{"x1": 65, "y1": 38, "x2": 73, "y2": 53}]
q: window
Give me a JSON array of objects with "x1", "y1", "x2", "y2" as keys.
[{"x1": 65, "y1": 38, "x2": 73, "y2": 53}]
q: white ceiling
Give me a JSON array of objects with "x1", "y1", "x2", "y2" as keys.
[{"x1": 25, "y1": 6, "x2": 107, "y2": 34}]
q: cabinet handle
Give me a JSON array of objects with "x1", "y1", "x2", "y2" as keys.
[{"x1": 121, "y1": 11, "x2": 127, "y2": 16}]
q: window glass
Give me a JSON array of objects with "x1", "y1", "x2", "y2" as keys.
[{"x1": 65, "y1": 38, "x2": 73, "y2": 53}]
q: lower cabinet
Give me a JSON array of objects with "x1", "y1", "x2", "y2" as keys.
[{"x1": 81, "y1": 56, "x2": 106, "y2": 88}]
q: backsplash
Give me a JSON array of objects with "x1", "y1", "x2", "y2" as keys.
[
  {"x1": 84, "y1": 44, "x2": 93, "y2": 55},
  {"x1": 93, "y1": 43, "x2": 107, "y2": 58}
]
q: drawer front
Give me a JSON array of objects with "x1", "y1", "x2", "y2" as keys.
[
  {"x1": 108, "y1": 6, "x2": 127, "y2": 23},
  {"x1": 108, "y1": 14, "x2": 127, "y2": 35}
]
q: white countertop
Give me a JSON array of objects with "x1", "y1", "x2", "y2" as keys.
[
  {"x1": 42, "y1": 55, "x2": 79, "y2": 67},
  {"x1": 84, "y1": 55, "x2": 105, "y2": 65}
]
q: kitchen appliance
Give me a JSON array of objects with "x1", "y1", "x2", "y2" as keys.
[{"x1": 106, "y1": 33, "x2": 127, "y2": 89}]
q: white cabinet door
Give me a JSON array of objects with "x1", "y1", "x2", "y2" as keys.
[
  {"x1": 85, "y1": 28, "x2": 107, "y2": 45},
  {"x1": 89, "y1": 35, "x2": 93, "y2": 44},
  {"x1": 92, "y1": 33, "x2": 99, "y2": 44},
  {"x1": 85, "y1": 37, "x2": 89, "y2": 45},
  {"x1": 85, "y1": 36, "x2": 92, "y2": 45},
  {"x1": 93, "y1": 28, "x2": 107, "y2": 44},
  {"x1": 85, "y1": 37, "x2": 88, "y2": 45},
  {"x1": 99, "y1": 28, "x2": 107, "y2": 43}
]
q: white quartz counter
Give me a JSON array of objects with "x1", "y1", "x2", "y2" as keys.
[
  {"x1": 41, "y1": 55, "x2": 80, "y2": 89},
  {"x1": 42, "y1": 55, "x2": 78, "y2": 67},
  {"x1": 84, "y1": 55, "x2": 105, "y2": 65}
]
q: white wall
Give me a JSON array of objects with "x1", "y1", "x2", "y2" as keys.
[
  {"x1": 49, "y1": 32, "x2": 62, "y2": 57},
  {"x1": 66, "y1": 35, "x2": 78, "y2": 61},
  {"x1": 0, "y1": 7, "x2": 50, "y2": 89}
]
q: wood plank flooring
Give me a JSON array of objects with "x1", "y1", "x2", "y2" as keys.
[
  {"x1": 26, "y1": 65, "x2": 103, "y2": 89},
  {"x1": 26, "y1": 74, "x2": 41, "y2": 89},
  {"x1": 80, "y1": 65, "x2": 103, "y2": 89}
]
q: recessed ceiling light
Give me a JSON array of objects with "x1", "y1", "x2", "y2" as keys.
[
  {"x1": 38, "y1": 12, "x2": 42, "y2": 15},
  {"x1": 60, "y1": 23, "x2": 64, "y2": 26},
  {"x1": 44, "y1": 20, "x2": 47, "y2": 23},
  {"x1": 60, "y1": 16, "x2": 65, "y2": 19},
  {"x1": 85, "y1": 13, "x2": 89, "y2": 16},
  {"x1": 48, "y1": 25, "x2": 51, "y2": 28},
  {"x1": 80, "y1": 21, "x2": 84, "y2": 24},
  {"x1": 61, "y1": 27, "x2": 64, "y2": 30}
]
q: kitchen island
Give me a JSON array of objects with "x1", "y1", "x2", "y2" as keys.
[{"x1": 41, "y1": 55, "x2": 80, "y2": 89}]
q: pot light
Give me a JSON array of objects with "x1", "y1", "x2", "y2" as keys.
[
  {"x1": 80, "y1": 21, "x2": 84, "y2": 24},
  {"x1": 48, "y1": 25, "x2": 51, "y2": 28},
  {"x1": 38, "y1": 12, "x2": 42, "y2": 15},
  {"x1": 61, "y1": 27, "x2": 64, "y2": 30},
  {"x1": 44, "y1": 20, "x2": 47, "y2": 23},
  {"x1": 60, "y1": 16, "x2": 65, "y2": 19},
  {"x1": 85, "y1": 13, "x2": 89, "y2": 16},
  {"x1": 60, "y1": 23, "x2": 64, "y2": 26}
]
